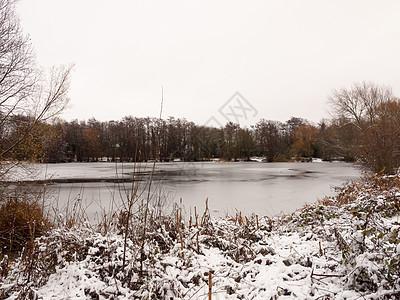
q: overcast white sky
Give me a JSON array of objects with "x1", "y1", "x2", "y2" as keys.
[{"x1": 17, "y1": 0, "x2": 400, "y2": 126}]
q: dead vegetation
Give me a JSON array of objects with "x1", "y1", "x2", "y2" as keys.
[
  {"x1": 0, "y1": 184, "x2": 52, "y2": 256},
  {"x1": 0, "y1": 173, "x2": 399, "y2": 299}
]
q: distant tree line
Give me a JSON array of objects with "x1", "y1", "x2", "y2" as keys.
[
  {"x1": 1, "y1": 82, "x2": 400, "y2": 174},
  {"x1": 0, "y1": 114, "x2": 350, "y2": 163}
]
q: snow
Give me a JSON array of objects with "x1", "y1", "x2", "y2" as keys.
[
  {"x1": 3, "y1": 162, "x2": 133, "y2": 182},
  {"x1": 1, "y1": 174, "x2": 400, "y2": 299}
]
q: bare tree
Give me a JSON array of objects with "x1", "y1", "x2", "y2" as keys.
[
  {"x1": 0, "y1": 0, "x2": 72, "y2": 176},
  {"x1": 254, "y1": 119, "x2": 283, "y2": 162},
  {"x1": 329, "y1": 82, "x2": 400, "y2": 174},
  {"x1": 0, "y1": 0, "x2": 36, "y2": 122}
]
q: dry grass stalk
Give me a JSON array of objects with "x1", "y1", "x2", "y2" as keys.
[
  {"x1": 196, "y1": 231, "x2": 199, "y2": 253},
  {"x1": 201, "y1": 198, "x2": 210, "y2": 227},
  {"x1": 319, "y1": 240, "x2": 323, "y2": 256},
  {"x1": 208, "y1": 271, "x2": 212, "y2": 300},
  {"x1": 176, "y1": 210, "x2": 184, "y2": 251},
  {"x1": 256, "y1": 215, "x2": 259, "y2": 229},
  {"x1": 195, "y1": 206, "x2": 199, "y2": 229}
]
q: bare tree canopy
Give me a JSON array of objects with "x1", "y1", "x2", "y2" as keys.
[
  {"x1": 329, "y1": 82, "x2": 400, "y2": 174},
  {"x1": 0, "y1": 0, "x2": 36, "y2": 119},
  {"x1": 329, "y1": 82, "x2": 395, "y2": 127},
  {"x1": 0, "y1": 0, "x2": 72, "y2": 175}
]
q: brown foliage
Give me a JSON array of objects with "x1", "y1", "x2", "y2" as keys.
[
  {"x1": 291, "y1": 124, "x2": 318, "y2": 158},
  {"x1": 0, "y1": 185, "x2": 51, "y2": 255}
]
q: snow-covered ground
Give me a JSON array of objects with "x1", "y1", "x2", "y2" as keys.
[{"x1": 1, "y1": 174, "x2": 399, "y2": 299}]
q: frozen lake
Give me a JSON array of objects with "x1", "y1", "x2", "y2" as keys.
[{"x1": 16, "y1": 161, "x2": 361, "y2": 222}]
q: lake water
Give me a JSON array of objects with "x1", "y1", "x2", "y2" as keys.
[{"x1": 29, "y1": 161, "x2": 361, "y2": 222}]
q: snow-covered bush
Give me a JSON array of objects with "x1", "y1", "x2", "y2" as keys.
[{"x1": 1, "y1": 174, "x2": 399, "y2": 299}]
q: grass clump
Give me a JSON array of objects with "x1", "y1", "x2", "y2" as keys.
[{"x1": 0, "y1": 184, "x2": 51, "y2": 256}]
